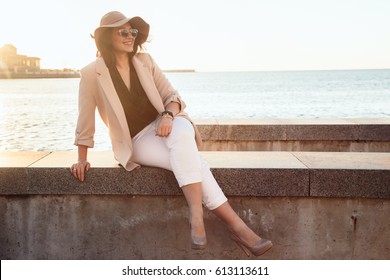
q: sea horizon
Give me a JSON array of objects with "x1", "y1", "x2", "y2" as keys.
[
  {"x1": 0, "y1": 68, "x2": 389, "y2": 151},
  {"x1": 189, "y1": 67, "x2": 390, "y2": 73}
]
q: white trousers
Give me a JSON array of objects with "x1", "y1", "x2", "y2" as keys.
[{"x1": 131, "y1": 117, "x2": 227, "y2": 210}]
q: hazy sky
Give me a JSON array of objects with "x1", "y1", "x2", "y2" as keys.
[{"x1": 1, "y1": 0, "x2": 389, "y2": 71}]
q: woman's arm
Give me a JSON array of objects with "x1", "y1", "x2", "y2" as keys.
[
  {"x1": 70, "y1": 145, "x2": 90, "y2": 182},
  {"x1": 156, "y1": 101, "x2": 180, "y2": 137},
  {"x1": 71, "y1": 66, "x2": 96, "y2": 181},
  {"x1": 165, "y1": 101, "x2": 181, "y2": 116}
]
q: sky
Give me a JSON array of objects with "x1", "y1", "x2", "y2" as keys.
[{"x1": 0, "y1": 0, "x2": 389, "y2": 71}]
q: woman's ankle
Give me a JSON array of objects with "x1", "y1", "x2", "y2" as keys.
[{"x1": 229, "y1": 223, "x2": 261, "y2": 245}]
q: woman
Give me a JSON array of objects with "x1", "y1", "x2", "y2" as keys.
[{"x1": 70, "y1": 11, "x2": 272, "y2": 256}]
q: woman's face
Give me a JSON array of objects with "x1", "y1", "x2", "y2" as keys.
[{"x1": 111, "y1": 23, "x2": 137, "y2": 54}]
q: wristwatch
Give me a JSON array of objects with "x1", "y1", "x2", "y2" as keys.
[{"x1": 161, "y1": 110, "x2": 174, "y2": 119}]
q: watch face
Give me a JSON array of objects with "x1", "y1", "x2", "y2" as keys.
[{"x1": 162, "y1": 110, "x2": 174, "y2": 118}]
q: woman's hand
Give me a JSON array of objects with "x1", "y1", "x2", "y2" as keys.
[
  {"x1": 70, "y1": 160, "x2": 91, "y2": 182},
  {"x1": 156, "y1": 116, "x2": 173, "y2": 137}
]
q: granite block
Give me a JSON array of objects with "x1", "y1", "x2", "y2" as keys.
[
  {"x1": 197, "y1": 124, "x2": 220, "y2": 140},
  {"x1": 212, "y1": 168, "x2": 309, "y2": 197},
  {"x1": 310, "y1": 169, "x2": 390, "y2": 198},
  {"x1": 1, "y1": 150, "x2": 390, "y2": 199},
  {"x1": 196, "y1": 118, "x2": 390, "y2": 142},
  {"x1": 26, "y1": 167, "x2": 180, "y2": 195},
  {"x1": 293, "y1": 152, "x2": 390, "y2": 170},
  {"x1": 0, "y1": 168, "x2": 29, "y2": 194},
  {"x1": 286, "y1": 125, "x2": 359, "y2": 141},
  {"x1": 358, "y1": 125, "x2": 390, "y2": 141},
  {"x1": 218, "y1": 125, "x2": 286, "y2": 141}
]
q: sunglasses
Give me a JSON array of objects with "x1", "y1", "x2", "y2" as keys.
[{"x1": 117, "y1": 28, "x2": 138, "y2": 38}]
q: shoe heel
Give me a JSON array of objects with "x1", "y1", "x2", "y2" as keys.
[{"x1": 233, "y1": 240, "x2": 251, "y2": 257}]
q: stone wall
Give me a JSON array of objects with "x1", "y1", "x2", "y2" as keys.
[
  {"x1": 196, "y1": 118, "x2": 390, "y2": 152},
  {"x1": 1, "y1": 119, "x2": 389, "y2": 259}
]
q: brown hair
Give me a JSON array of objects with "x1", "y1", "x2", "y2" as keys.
[{"x1": 94, "y1": 26, "x2": 144, "y2": 67}]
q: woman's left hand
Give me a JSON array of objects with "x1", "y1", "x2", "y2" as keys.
[{"x1": 156, "y1": 117, "x2": 173, "y2": 137}]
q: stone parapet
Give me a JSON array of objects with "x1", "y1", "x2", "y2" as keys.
[
  {"x1": 1, "y1": 151, "x2": 389, "y2": 199},
  {"x1": 1, "y1": 150, "x2": 390, "y2": 259},
  {"x1": 2, "y1": 120, "x2": 390, "y2": 260},
  {"x1": 195, "y1": 118, "x2": 390, "y2": 152}
]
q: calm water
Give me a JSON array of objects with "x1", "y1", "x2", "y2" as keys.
[{"x1": 0, "y1": 69, "x2": 389, "y2": 151}]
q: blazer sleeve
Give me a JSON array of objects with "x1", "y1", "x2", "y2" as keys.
[
  {"x1": 147, "y1": 54, "x2": 187, "y2": 112},
  {"x1": 73, "y1": 65, "x2": 97, "y2": 148}
]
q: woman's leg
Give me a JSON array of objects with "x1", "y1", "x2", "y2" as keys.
[
  {"x1": 131, "y1": 118, "x2": 226, "y2": 209},
  {"x1": 181, "y1": 182, "x2": 206, "y2": 248},
  {"x1": 131, "y1": 118, "x2": 209, "y2": 247},
  {"x1": 130, "y1": 118, "x2": 269, "y2": 253},
  {"x1": 212, "y1": 202, "x2": 262, "y2": 246},
  {"x1": 212, "y1": 202, "x2": 273, "y2": 257}
]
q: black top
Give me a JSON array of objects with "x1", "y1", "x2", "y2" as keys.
[{"x1": 109, "y1": 60, "x2": 159, "y2": 137}]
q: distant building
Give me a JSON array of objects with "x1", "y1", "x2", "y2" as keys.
[{"x1": 0, "y1": 44, "x2": 40, "y2": 73}]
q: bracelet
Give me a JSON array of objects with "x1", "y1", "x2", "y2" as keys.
[
  {"x1": 161, "y1": 110, "x2": 174, "y2": 119},
  {"x1": 162, "y1": 114, "x2": 173, "y2": 120},
  {"x1": 78, "y1": 159, "x2": 88, "y2": 164}
]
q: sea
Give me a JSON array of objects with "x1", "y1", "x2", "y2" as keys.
[{"x1": 0, "y1": 69, "x2": 389, "y2": 151}]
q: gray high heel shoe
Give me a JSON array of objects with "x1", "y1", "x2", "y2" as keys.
[
  {"x1": 191, "y1": 236, "x2": 207, "y2": 250},
  {"x1": 230, "y1": 232, "x2": 272, "y2": 257},
  {"x1": 190, "y1": 224, "x2": 207, "y2": 250}
]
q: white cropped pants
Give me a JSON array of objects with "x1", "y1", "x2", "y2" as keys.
[{"x1": 131, "y1": 117, "x2": 227, "y2": 210}]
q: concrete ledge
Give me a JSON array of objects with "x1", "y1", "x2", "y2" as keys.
[
  {"x1": 1, "y1": 151, "x2": 389, "y2": 260},
  {"x1": 196, "y1": 118, "x2": 390, "y2": 141},
  {"x1": 195, "y1": 118, "x2": 390, "y2": 152},
  {"x1": 1, "y1": 151, "x2": 389, "y2": 199}
]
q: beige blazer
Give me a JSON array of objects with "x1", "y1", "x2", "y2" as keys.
[{"x1": 74, "y1": 53, "x2": 202, "y2": 171}]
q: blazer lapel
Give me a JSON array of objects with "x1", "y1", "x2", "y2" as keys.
[
  {"x1": 132, "y1": 56, "x2": 165, "y2": 113},
  {"x1": 95, "y1": 58, "x2": 131, "y2": 140}
]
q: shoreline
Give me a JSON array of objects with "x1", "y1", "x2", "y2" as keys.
[
  {"x1": 0, "y1": 69, "x2": 195, "y2": 79},
  {"x1": 0, "y1": 73, "x2": 80, "y2": 79}
]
